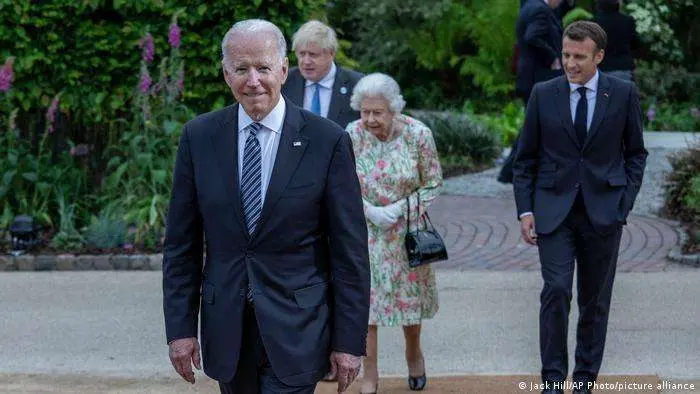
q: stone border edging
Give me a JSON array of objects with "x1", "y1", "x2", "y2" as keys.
[
  {"x1": 0, "y1": 254, "x2": 162, "y2": 271},
  {"x1": 667, "y1": 229, "x2": 700, "y2": 267}
]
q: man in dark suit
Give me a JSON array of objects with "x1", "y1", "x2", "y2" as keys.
[
  {"x1": 594, "y1": 0, "x2": 641, "y2": 81},
  {"x1": 162, "y1": 19, "x2": 370, "y2": 394},
  {"x1": 500, "y1": 0, "x2": 567, "y2": 184},
  {"x1": 282, "y1": 20, "x2": 362, "y2": 130},
  {"x1": 513, "y1": 21, "x2": 647, "y2": 394}
]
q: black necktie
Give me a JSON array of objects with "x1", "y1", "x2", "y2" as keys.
[{"x1": 574, "y1": 86, "x2": 588, "y2": 147}]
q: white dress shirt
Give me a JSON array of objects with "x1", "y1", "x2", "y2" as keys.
[
  {"x1": 303, "y1": 62, "x2": 336, "y2": 118},
  {"x1": 238, "y1": 97, "x2": 285, "y2": 207},
  {"x1": 569, "y1": 70, "x2": 599, "y2": 131}
]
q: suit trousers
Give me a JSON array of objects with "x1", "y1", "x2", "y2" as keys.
[
  {"x1": 218, "y1": 303, "x2": 317, "y2": 394},
  {"x1": 536, "y1": 194, "x2": 622, "y2": 385}
]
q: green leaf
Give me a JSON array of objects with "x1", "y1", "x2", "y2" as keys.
[{"x1": 22, "y1": 172, "x2": 37, "y2": 182}]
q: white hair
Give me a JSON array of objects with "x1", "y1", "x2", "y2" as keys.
[
  {"x1": 292, "y1": 20, "x2": 338, "y2": 53},
  {"x1": 350, "y1": 73, "x2": 406, "y2": 113},
  {"x1": 221, "y1": 19, "x2": 287, "y2": 67}
]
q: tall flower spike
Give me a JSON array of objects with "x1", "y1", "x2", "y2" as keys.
[
  {"x1": 168, "y1": 19, "x2": 181, "y2": 49},
  {"x1": 139, "y1": 64, "x2": 152, "y2": 94},
  {"x1": 0, "y1": 57, "x2": 15, "y2": 92},
  {"x1": 140, "y1": 33, "x2": 155, "y2": 64},
  {"x1": 46, "y1": 94, "x2": 61, "y2": 134},
  {"x1": 646, "y1": 104, "x2": 656, "y2": 124}
]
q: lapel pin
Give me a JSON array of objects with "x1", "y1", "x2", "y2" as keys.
[
  {"x1": 340, "y1": 86, "x2": 348, "y2": 95},
  {"x1": 603, "y1": 92, "x2": 609, "y2": 98},
  {"x1": 293, "y1": 141, "x2": 302, "y2": 147}
]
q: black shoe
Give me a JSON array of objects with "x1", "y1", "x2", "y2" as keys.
[{"x1": 408, "y1": 374, "x2": 426, "y2": 391}]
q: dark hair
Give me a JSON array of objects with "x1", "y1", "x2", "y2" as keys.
[
  {"x1": 596, "y1": 0, "x2": 620, "y2": 12},
  {"x1": 563, "y1": 21, "x2": 607, "y2": 52}
]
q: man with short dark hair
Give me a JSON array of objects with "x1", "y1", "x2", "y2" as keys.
[{"x1": 513, "y1": 21, "x2": 647, "y2": 394}]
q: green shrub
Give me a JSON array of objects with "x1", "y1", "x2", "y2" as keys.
[
  {"x1": 663, "y1": 142, "x2": 700, "y2": 253},
  {"x1": 84, "y1": 209, "x2": 127, "y2": 250},
  {"x1": 0, "y1": 1, "x2": 326, "y2": 130},
  {"x1": 563, "y1": 7, "x2": 593, "y2": 27},
  {"x1": 634, "y1": 61, "x2": 700, "y2": 104},
  {"x1": 473, "y1": 101, "x2": 524, "y2": 146},
  {"x1": 407, "y1": 109, "x2": 500, "y2": 177}
]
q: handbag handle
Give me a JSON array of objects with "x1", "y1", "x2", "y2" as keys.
[{"x1": 406, "y1": 193, "x2": 436, "y2": 232}]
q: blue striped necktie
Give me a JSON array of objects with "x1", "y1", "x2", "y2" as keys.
[{"x1": 241, "y1": 122, "x2": 263, "y2": 235}]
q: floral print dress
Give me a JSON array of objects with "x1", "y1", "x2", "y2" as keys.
[{"x1": 346, "y1": 114, "x2": 443, "y2": 326}]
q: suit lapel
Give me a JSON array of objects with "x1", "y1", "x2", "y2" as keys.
[
  {"x1": 583, "y1": 72, "x2": 611, "y2": 150},
  {"x1": 555, "y1": 77, "x2": 580, "y2": 148},
  {"x1": 252, "y1": 102, "x2": 308, "y2": 239},
  {"x1": 327, "y1": 65, "x2": 349, "y2": 123},
  {"x1": 211, "y1": 105, "x2": 248, "y2": 235}
]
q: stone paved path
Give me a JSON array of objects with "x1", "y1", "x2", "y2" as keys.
[{"x1": 428, "y1": 195, "x2": 680, "y2": 272}]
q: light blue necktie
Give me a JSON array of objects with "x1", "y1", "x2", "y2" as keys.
[{"x1": 310, "y1": 83, "x2": 321, "y2": 115}]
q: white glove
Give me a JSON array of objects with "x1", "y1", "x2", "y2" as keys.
[{"x1": 363, "y1": 200, "x2": 404, "y2": 230}]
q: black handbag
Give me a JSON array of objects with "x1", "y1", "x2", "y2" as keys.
[{"x1": 405, "y1": 194, "x2": 448, "y2": 268}]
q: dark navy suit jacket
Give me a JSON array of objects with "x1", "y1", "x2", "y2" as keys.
[
  {"x1": 282, "y1": 64, "x2": 363, "y2": 129},
  {"x1": 516, "y1": 0, "x2": 564, "y2": 101},
  {"x1": 162, "y1": 101, "x2": 370, "y2": 386},
  {"x1": 513, "y1": 73, "x2": 647, "y2": 234}
]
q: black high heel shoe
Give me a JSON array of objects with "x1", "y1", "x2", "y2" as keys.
[{"x1": 408, "y1": 374, "x2": 426, "y2": 391}]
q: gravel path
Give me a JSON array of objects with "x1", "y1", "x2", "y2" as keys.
[{"x1": 443, "y1": 147, "x2": 677, "y2": 218}]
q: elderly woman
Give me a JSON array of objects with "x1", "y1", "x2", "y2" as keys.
[{"x1": 345, "y1": 73, "x2": 443, "y2": 393}]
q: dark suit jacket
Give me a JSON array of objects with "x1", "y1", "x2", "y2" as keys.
[
  {"x1": 162, "y1": 101, "x2": 371, "y2": 386},
  {"x1": 594, "y1": 10, "x2": 640, "y2": 72},
  {"x1": 282, "y1": 64, "x2": 363, "y2": 129},
  {"x1": 513, "y1": 73, "x2": 647, "y2": 234},
  {"x1": 516, "y1": 0, "x2": 564, "y2": 101}
]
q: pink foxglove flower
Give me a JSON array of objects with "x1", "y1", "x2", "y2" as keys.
[
  {"x1": 139, "y1": 67, "x2": 152, "y2": 94},
  {"x1": 139, "y1": 33, "x2": 154, "y2": 64},
  {"x1": 46, "y1": 95, "x2": 60, "y2": 134},
  {"x1": 168, "y1": 21, "x2": 181, "y2": 49},
  {"x1": 0, "y1": 57, "x2": 15, "y2": 92},
  {"x1": 646, "y1": 105, "x2": 656, "y2": 123}
]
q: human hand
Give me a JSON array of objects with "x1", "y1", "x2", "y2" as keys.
[
  {"x1": 551, "y1": 58, "x2": 562, "y2": 70},
  {"x1": 329, "y1": 351, "x2": 361, "y2": 393},
  {"x1": 363, "y1": 200, "x2": 401, "y2": 229},
  {"x1": 520, "y1": 214, "x2": 537, "y2": 245},
  {"x1": 168, "y1": 337, "x2": 201, "y2": 384}
]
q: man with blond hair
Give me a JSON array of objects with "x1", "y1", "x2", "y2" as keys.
[{"x1": 282, "y1": 20, "x2": 362, "y2": 129}]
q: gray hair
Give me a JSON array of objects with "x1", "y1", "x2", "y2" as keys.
[
  {"x1": 350, "y1": 73, "x2": 406, "y2": 114},
  {"x1": 221, "y1": 19, "x2": 287, "y2": 68},
  {"x1": 291, "y1": 20, "x2": 338, "y2": 53}
]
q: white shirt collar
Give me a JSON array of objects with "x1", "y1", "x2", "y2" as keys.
[
  {"x1": 238, "y1": 96, "x2": 286, "y2": 135},
  {"x1": 569, "y1": 70, "x2": 599, "y2": 94},
  {"x1": 304, "y1": 62, "x2": 336, "y2": 90}
]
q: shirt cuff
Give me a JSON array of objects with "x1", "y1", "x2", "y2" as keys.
[{"x1": 519, "y1": 212, "x2": 533, "y2": 219}]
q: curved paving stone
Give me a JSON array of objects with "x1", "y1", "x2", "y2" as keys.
[{"x1": 428, "y1": 195, "x2": 681, "y2": 272}]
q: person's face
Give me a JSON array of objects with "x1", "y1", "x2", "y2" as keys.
[
  {"x1": 223, "y1": 33, "x2": 288, "y2": 121},
  {"x1": 562, "y1": 36, "x2": 604, "y2": 85},
  {"x1": 360, "y1": 96, "x2": 394, "y2": 140},
  {"x1": 295, "y1": 42, "x2": 334, "y2": 83}
]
